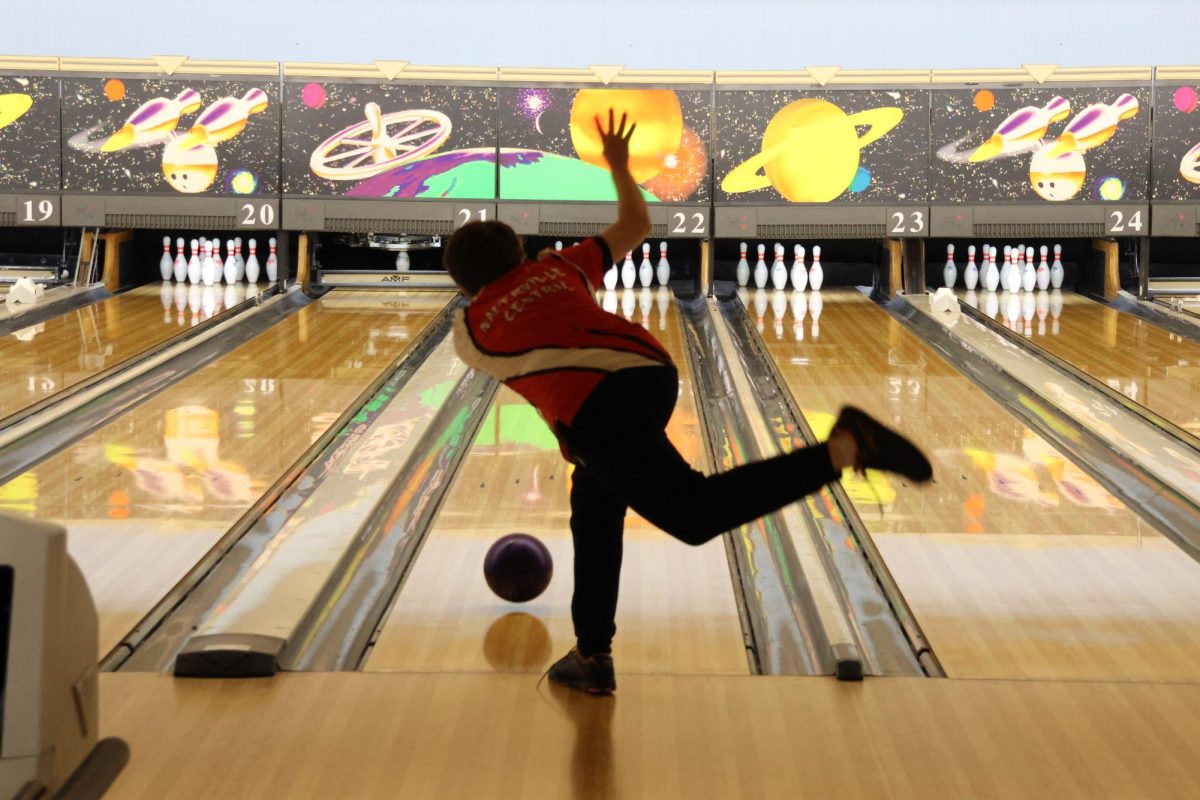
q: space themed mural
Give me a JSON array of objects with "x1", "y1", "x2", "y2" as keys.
[
  {"x1": 715, "y1": 90, "x2": 929, "y2": 204},
  {"x1": 1151, "y1": 84, "x2": 1200, "y2": 201},
  {"x1": 930, "y1": 88, "x2": 1151, "y2": 204},
  {"x1": 0, "y1": 75, "x2": 60, "y2": 191},
  {"x1": 499, "y1": 87, "x2": 710, "y2": 203},
  {"x1": 283, "y1": 83, "x2": 497, "y2": 199},
  {"x1": 62, "y1": 78, "x2": 279, "y2": 196}
]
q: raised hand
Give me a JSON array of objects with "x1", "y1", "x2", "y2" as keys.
[{"x1": 594, "y1": 108, "x2": 636, "y2": 172}]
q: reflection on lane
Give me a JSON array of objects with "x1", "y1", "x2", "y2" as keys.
[
  {"x1": 366, "y1": 292, "x2": 747, "y2": 676},
  {"x1": 0, "y1": 289, "x2": 455, "y2": 655},
  {"x1": 755, "y1": 288, "x2": 1200, "y2": 682}
]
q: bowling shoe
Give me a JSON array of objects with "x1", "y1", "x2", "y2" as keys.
[{"x1": 547, "y1": 647, "x2": 616, "y2": 695}]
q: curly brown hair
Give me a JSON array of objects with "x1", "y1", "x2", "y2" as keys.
[{"x1": 443, "y1": 220, "x2": 526, "y2": 296}]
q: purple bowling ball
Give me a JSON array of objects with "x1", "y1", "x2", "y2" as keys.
[{"x1": 483, "y1": 533, "x2": 553, "y2": 603}]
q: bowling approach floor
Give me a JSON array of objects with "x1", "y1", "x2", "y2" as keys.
[{"x1": 17, "y1": 284, "x2": 1200, "y2": 797}]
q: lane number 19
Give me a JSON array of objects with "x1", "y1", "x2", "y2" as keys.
[{"x1": 21, "y1": 199, "x2": 55, "y2": 223}]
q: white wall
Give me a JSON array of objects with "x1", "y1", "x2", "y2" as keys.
[{"x1": 1, "y1": 0, "x2": 1195, "y2": 71}]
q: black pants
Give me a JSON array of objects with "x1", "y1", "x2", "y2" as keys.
[{"x1": 557, "y1": 366, "x2": 840, "y2": 656}]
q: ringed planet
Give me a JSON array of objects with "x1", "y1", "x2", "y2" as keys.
[
  {"x1": 0, "y1": 93, "x2": 33, "y2": 131},
  {"x1": 722, "y1": 98, "x2": 903, "y2": 202}
]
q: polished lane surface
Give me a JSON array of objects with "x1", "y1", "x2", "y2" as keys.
[
  {"x1": 0, "y1": 283, "x2": 213, "y2": 423},
  {"x1": 970, "y1": 289, "x2": 1200, "y2": 438},
  {"x1": 756, "y1": 288, "x2": 1200, "y2": 682},
  {"x1": 366, "y1": 288, "x2": 748, "y2": 676},
  {"x1": 0, "y1": 289, "x2": 455, "y2": 656}
]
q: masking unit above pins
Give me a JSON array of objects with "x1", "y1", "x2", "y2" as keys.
[
  {"x1": 281, "y1": 60, "x2": 499, "y2": 236},
  {"x1": 57, "y1": 55, "x2": 281, "y2": 230},
  {"x1": 493, "y1": 65, "x2": 713, "y2": 239},
  {"x1": 927, "y1": 64, "x2": 1152, "y2": 238},
  {"x1": 712, "y1": 67, "x2": 932, "y2": 240},
  {"x1": 1150, "y1": 66, "x2": 1200, "y2": 236},
  {"x1": 0, "y1": 55, "x2": 62, "y2": 227}
]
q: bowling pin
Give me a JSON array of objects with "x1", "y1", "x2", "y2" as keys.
[
  {"x1": 200, "y1": 240, "x2": 215, "y2": 286},
  {"x1": 212, "y1": 239, "x2": 224, "y2": 283},
  {"x1": 232, "y1": 237, "x2": 244, "y2": 280},
  {"x1": 1001, "y1": 246, "x2": 1014, "y2": 292},
  {"x1": 159, "y1": 236, "x2": 173, "y2": 281},
  {"x1": 735, "y1": 242, "x2": 750, "y2": 286},
  {"x1": 266, "y1": 237, "x2": 278, "y2": 282},
  {"x1": 223, "y1": 239, "x2": 238, "y2": 284},
  {"x1": 177, "y1": 88, "x2": 269, "y2": 149},
  {"x1": 396, "y1": 250, "x2": 410, "y2": 271},
  {"x1": 984, "y1": 246, "x2": 999, "y2": 292},
  {"x1": 1046, "y1": 94, "x2": 1139, "y2": 157},
  {"x1": 753, "y1": 288, "x2": 768, "y2": 333},
  {"x1": 245, "y1": 238, "x2": 260, "y2": 284},
  {"x1": 1050, "y1": 244, "x2": 1064, "y2": 289},
  {"x1": 173, "y1": 237, "x2": 187, "y2": 282},
  {"x1": 964, "y1": 245, "x2": 978, "y2": 290},
  {"x1": 1022, "y1": 246, "x2": 1036, "y2": 292},
  {"x1": 809, "y1": 245, "x2": 824, "y2": 291},
  {"x1": 791, "y1": 244, "x2": 807, "y2": 292},
  {"x1": 771, "y1": 243, "x2": 788, "y2": 290},
  {"x1": 621, "y1": 251, "x2": 636, "y2": 289},
  {"x1": 790, "y1": 290, "x2": 807, "y2": 341},
  {"x1": 656, "y1": 241, "x2": 670, "y2": 286},
  {"x1": 943, "y1": 243, "x2": 956, "y2": 289},
  {"x1": 603, "y1": 260, "x2": 618, "y2": 291},
  {"x1": 1036, "y1": 245, "x2": 1050, "y2": 291},
  {"x1": 753, "y1": 243, "x2": 768, "y2": 289},
  {"x1": 639, "y1": 243, "x2": 653, "y2": 288},
  {"x1": 970, "y1": 96, "x2": 1071, "y2": 162},
  {"x1": 809, "y1": 290, "x2": 823, "y2": 338},
  {"x1": 186, "y1": 239, "x2": 201, "y2": 284}
]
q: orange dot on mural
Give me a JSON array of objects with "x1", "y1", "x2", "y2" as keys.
[
  {"x1": 104, "y1": 79, "x2": 126, "y2": 101},
  {"x1": 973, "y1": 90, "x2": 995, "y2": 112}
]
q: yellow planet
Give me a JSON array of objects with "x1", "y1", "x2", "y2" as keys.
[
  {"x1": 0, "y1": 93, "x2": 33, "y2": 131},
  {"x1": 722, "y1": 98, "x2": 903, "y2": 202},
  {"x1": 570, "y1": 88, "x2": 683, "y2": 183}
]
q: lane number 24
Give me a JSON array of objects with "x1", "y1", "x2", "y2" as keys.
[{"x1": 1108, "y1": 209, "x2": 1143, "y2": 233}]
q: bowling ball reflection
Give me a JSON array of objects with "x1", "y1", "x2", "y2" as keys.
[{"x1": 483, "y1": 613, "x2": 552, "y2": 671}]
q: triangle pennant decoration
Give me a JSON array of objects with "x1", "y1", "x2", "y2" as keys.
[
  {"x1": 152, "y1": 55, "x2": 189, "y2": 76},
  {"x1": 375, "y1": 60, "x2": 410, "y2": 80},
  {"x1": 589, "y1": 65, "x2": 624, "y2": 85},
  {"x1": 806, "y1": 66, "x2": 840, "y2": 86},
  {"x1": 1023, "y1": 64, "x2": 1059, "y2": 84}
]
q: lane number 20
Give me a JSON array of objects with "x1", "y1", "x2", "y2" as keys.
[{"x1": 240, "y1": 202, "x2": 276, "y2": 227}]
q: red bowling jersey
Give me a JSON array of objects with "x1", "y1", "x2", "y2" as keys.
[{"x1": 452, "y1": 237, "x2": 673, "y2": 434}]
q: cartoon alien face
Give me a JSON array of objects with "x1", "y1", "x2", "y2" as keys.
[
  {"x1": 1029, "y1": 144, "x2": 1085, "y2": 201},
  {"x1": 161, "y1": 136, "x2": 218, "y2": 193}
]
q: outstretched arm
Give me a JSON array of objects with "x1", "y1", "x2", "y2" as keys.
[{"x1": 597, "y1": 109, "x2": 651, "y2": 260}]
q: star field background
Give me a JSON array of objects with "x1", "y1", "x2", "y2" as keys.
[
  {"x1": 283, "y1": 83, "x2": 496, "y2": 196},
  {"x1": 0, "y1": 75, "x2": 60, "y2": 191},
  {"x1": 1151, "y1": 84, "x2": 1200, "y2": 201},
  {"x1": 62, "y1": 78, "x2": 280, "y2": 195},
  {"x1": 498, "y1": 87, "x2": 711, "y2": 203},
  {"x1": 714, "y1": 89, "x2": 929, "y2": 204},
  {"x1": 930, "y1": 87, "x2": 1151, "y2": 203}
]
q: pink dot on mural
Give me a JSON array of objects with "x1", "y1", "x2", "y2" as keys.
[
  {"x1": 1174, "y1": 86, "x2": 1198, "y2": 113},
  {"x1": 302, "y1": 83, "x2": 327, "y2": 109}
]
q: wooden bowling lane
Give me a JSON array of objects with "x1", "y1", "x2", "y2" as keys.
[
  {"x1": 366, "y1": 293, "x2": 749, "y2": 676},
  {"x1": 1012, "y1": 291, "x2": 1200, "y2": 439},
  {"x1": 0, "y1": 289, "x2": 455, "y2": 657},
  {"x1": 756, "y1": 288, "x2": 1200, "y2": 682},
  {"x1": 0, "y1": 283, "x2": 195, "y2": 423}
]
